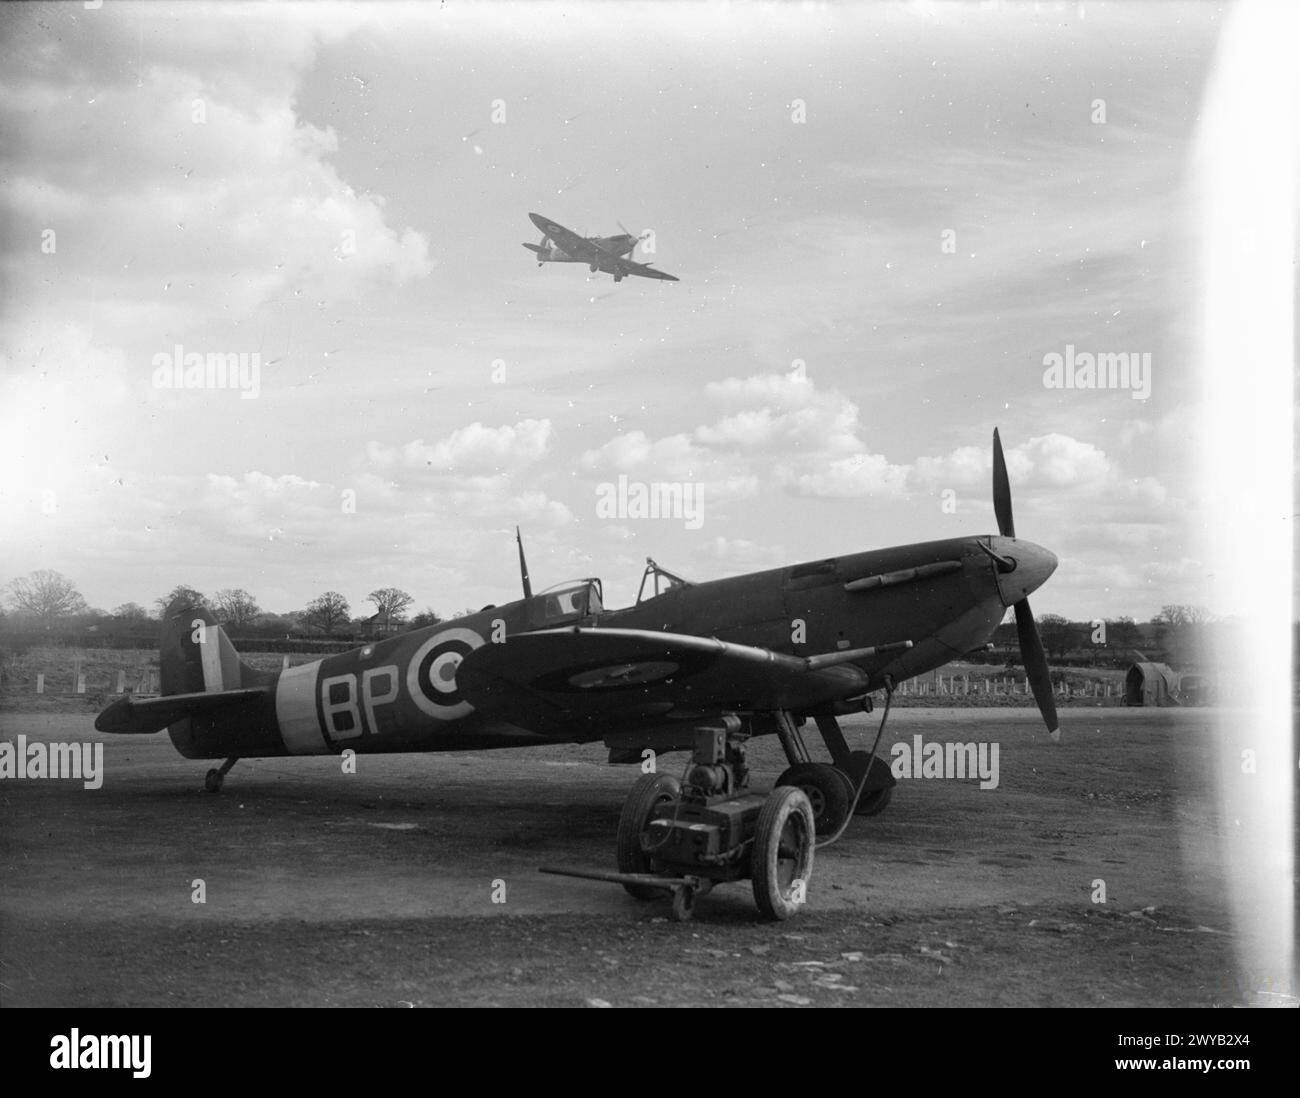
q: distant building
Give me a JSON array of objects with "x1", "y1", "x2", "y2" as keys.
[
  {"x1": 1124, "y1": 662, "x2": 1181, "y2": 706},
  {"x1": 364, "y1": 612, "x2": 403, "y2": 639}
]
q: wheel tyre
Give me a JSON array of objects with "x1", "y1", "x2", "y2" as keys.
[
  {"x1": 856, "y1": 786, "x2": 893, "y2": 817},
  {"x1": 616, "y1": 773, "x2": 681, "y2": 900},
  {"x1": 671, "y1": 885, "x2": 696, "y2": 922},
  {"x1": 845, "y1": 750, "x2": 895, "y2": 817},
  {"x1": 774, "y1": 762, "x2": 853, "y2": 836},
  {"x1": 751, "y1": 786, "x2": 815, "y2": 921},
  {"x1": 204, "y1": 769, "x2": 223, "y2": 794}
]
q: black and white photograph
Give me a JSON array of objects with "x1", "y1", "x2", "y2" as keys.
[{"x1": 0, "y1": 0, "x2": 1294, "y2": 1056}]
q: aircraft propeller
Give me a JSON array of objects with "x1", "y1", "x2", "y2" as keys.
[
  {"x1": 991, "y1": 428, "x2": 1060, "y2": 742},
  {"x1": 617, "y1": 220, "x2": 652, "y2": 257}
]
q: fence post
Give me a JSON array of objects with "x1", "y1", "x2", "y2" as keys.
[
  {"x1": 282, "y1": 654, "x2": 291, "y2": 670},
  {"x1": 36, "y1": 673, "x2": 45, "y2": 694},
  {"x1": 116, "y1": 670, "x2": 126, "y2": 694}
]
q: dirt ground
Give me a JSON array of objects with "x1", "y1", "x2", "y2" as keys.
[{"x1": 0, "y1": 706, "x2": 1285, "y2": 1007}]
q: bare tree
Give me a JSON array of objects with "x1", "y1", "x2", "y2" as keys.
[
  {"x1": 113, "y1": 602, "x2": 150, "y2": 621},
  {"x1": 213, "y1": 588, "x2": 261, "y2": 628},
  {"x1": 155, "y1": 585, "x2": 207, "y2": 616},
  {"x1": 5, "y1": 570, "x2": 88, "y2": 627},
  {"x1": 1035, "y1": 613, "x2": 1075, "y2": 661},
  {"x1": 1153, "y1": 604, "x2": 1215, "y2": 626},
  {"x1": 368, "y1": 587, "x2": 414, "y2": 633},
  {"x1": 1106, "y1": 616, "x2": 1142, "y2": 650},
  {"x1": 303, "y1": 591, "x2": 351, "y2": 636},
  {"x1": 408, "y1": 607, "x2": 444, "y2": 631}
]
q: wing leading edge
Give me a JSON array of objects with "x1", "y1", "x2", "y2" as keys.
[
  {"x1": 527, "y1": 213, "x2": 679, "y2": 280},
  {"x1": 457, "y1": 627, "x2": 909, "y2": 737}
]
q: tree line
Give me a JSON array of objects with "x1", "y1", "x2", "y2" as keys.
[
  {"x1": 2, "y1": 569, "x2": 1223, "y2": 661},
  {"x1": 0, "y1": 570, "x2": 477, "y2": 640},
  {"x1": 988, "y1": 606, "x2": 1220, "y2": 667}
]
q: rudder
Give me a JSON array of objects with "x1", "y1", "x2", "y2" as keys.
[{"x1": 159, "y1": 598, "x2": 253, "y2": 696}]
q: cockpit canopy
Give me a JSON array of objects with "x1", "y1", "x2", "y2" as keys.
[
  {"x1": 535, "y1": 578, "x2": 603, "y2": 625},
  {"x1": 635, "y1": 557, "x2": 692, "y2": 605}
]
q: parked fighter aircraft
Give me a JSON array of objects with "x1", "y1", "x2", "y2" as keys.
[
  {"x1": 96, "y1": 431, "x2": 1056, "y2": 842},
  {"x1": 523, "y1": 213, "x2": 679, "y2": 283}
]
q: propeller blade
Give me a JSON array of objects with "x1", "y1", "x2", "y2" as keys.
[
  {"x1": 516, "y1": 526, "x2": 532, "y2": 600},
  {"x1": 1014, "y1": 598, "x2": 1059, "y2": 740},
  {"x1": 992, "y1": 427, "x2": 1015, "y2": 538}
]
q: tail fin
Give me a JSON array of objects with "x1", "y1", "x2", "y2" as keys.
[
  {"x1": 159, "y1": 598, "x2": 255, "y2": 696},
  {"x1": 96, "y1": 600, "x2": 270, "y2": 741}
]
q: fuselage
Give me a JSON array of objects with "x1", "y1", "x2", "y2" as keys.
[
  {"x1": 530, "y1": 234, "x2": 637, "y2": 266},
  {"x1": 168, "y1": 534, "x2": 1055, "y2": 761}
]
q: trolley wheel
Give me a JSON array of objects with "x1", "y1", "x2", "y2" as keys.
[
  {"x1": 751, "y1": 786, "x2": 815, "y2": 921},
  {"x1": 671, "y1": 884, "x2": 697, "y2": 922},
  {"x1": 845, "y1": 750, "x2": 895, "y2": 817},
  {"x1": 616, "y1": 772, "x2": 681, "y2": 900},
  {"x1": 774, "y1": 762, "x2": 853, "y2": 835},
  {"x1": 204, "y1": 769, "x2": 223, "y2": 794}
]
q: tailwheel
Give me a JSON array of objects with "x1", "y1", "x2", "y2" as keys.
[
  {"x1": 616, "y1": 773, "x2": 681, "y2": 900},
  {"x1": 671, "y1": 883, "x2": 697, "y2": 922},
  {"x1": 751, "y1": 786, "x2": 815, "y2": 921},
  {"x1": 774, "y1": 762, "x2": 853, "y2": 836},
  {"x1": 845, "y1": 750, "x2": 895, "y2": 817}
]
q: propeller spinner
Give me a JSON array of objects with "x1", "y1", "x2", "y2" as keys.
[{"x1": 617, "y1": 220, "x2": 652, "y2": 258}]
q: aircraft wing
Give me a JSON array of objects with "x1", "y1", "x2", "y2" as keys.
[
  {"x1": 457, "y1": 627, "x2": 906, "y2": 737},
  {"x1": 610, "y1": 255, "x2": 680, "y2": 281},
  {"x1": 527, "y1": 214, "x2": 601, "y2": 262},
  {"x1": 95, "y1": 687, "x2": 270, "y2": 735}
]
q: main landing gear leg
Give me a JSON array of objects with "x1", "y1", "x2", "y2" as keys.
[
  {"x1": 204, "y1": 756, "x2": 238, "y2": 794},
  {"x1": 773, "y1": 710, "x2": 812, "y2": 766},
  {"x1": 813, "y1": 715, "x2": 854, "y2": 769},
  {"x1": 773, "y1": 710, "x2": 852, "y2": 836}
]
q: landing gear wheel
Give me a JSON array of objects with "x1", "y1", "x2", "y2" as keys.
[
  {"x1": 856, "y1": 786, "x2": 892, "y2": 817},
  {"x1": 204, "y1": 769, "x2": 224, "y2": 794},
  {"x1": 671, "y1": 884, "x2": 696, "y2": 922},
  {"x1": 845, "y1": 750, "x2": 894, "y2": 817},
  {"x1": 774, "y1": 762, "x2": 853, "y2": 836},
  {"x1": 751, "y1": 786, "x2": 815, "y2": 921},
  {"x1": 616, "y1": 773, "x2": 681, "y2": 900}
]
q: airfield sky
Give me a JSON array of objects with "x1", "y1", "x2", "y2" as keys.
[{"x1": 0, "y1": 1, "x2": 1229, "y2": 622}]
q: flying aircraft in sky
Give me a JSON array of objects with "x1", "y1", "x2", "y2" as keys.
[
  {"x1": 522, "y1": 212, "x2": 680, "y2": 282},
  {"x1": 96, "y1": 430, "x2": 1058, "y2": 851}
]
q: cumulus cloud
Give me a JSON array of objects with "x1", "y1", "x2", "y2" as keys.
[
  {"x1": 913, "y1": 433, "x2": 1111, "y2": 490},
  {"x1": 367, "y1": 420, "x2": 552, "y2": 474},
  {"x1": 0, "y1": 5, "x2": 432, "y2": 330},
  {"x1": 582, "y1": 369, "x2": 908, "y2": 500}
]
